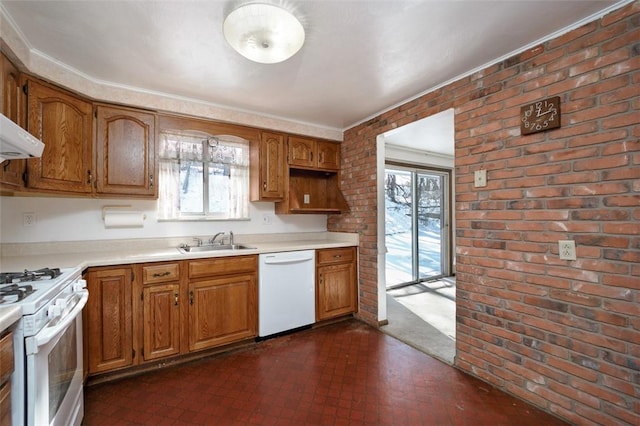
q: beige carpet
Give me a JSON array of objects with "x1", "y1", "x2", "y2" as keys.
[{"x1": 381, "y1": 277, "x2": 456, "y2": 364}]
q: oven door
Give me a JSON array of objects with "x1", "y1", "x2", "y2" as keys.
[{"x1": 24, "y1": 290, "x2": 88, "y2": 426}]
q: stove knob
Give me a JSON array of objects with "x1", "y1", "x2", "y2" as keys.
[
  {"x1": 73, "y1": 279, "x2": 87, "y2": 291},
  {"x1": 47, "y1": 303, "x2": 62, "y2": 318},
  {"x1": 56, "y1": 298, "x2": 68, "y2": 311}
]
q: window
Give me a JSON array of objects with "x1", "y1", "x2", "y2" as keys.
[
  {"x1": 157, "y1": 130, "x2": 250, "y2": 220},
  {"x1": 385, "y1": 165, "x2": 451, "y2": 288}
]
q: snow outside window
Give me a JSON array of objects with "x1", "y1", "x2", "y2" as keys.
[{"x1": 157, "y1": 130, "x2": 249, "y2": 220}]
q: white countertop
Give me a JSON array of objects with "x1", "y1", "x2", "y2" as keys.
[
  {"x1": 0, "y1": 305, "x2": 21, "y2": 333},
  {"x1": 0, "y1": 232, "x2": 359, "y2": 272}
]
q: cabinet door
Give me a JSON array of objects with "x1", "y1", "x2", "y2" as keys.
[
  {"x1": 258, "y1": 132, "x2": 285, "y2": 199},
  {"x1": 0, "y1": 381, "x2": 10, "y2": 426},
  {"x1": 142, "y1": 283, "x2": 181, "y2": 361},
  {"x1": 85, "y1": 268, "x2": 133, "y2": 374},
  {"x1": 316, "y1": 261, "x2": 357, "y2": 321},
  {"x1": 287, "y1": 136, "x2": 315, "y2": 168},
  {"x1": 95, "y1": 105, "x2": 156, "y2": 197},
  {"x1": 25, "y1": 79, "x2": 92, "y2": 193},
  {"x1": 317, "y1": 141, "x2": 340, "y2": 171},
  {"x1": 188, "y1": 274, "x2": 257, "y2": 352},
  {"x1": 0, "y1": 54, "x2": 25, "y2": 188}
]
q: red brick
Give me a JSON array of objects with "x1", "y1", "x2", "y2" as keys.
[
  {"x1": 546, "y1": 357, "x2": 599, "y2": 383},
  {"x1": 603, "y1": 195, "x2": 640, "y2": 207},
  {"x1": 570, "y1": 377, "x2": 631, "y2": 408},
  {"x1": 601, "y1": 56, "x2": 640, "y2": 79},
  {"x1": 603, "y1": 402, "x2": 640, "y2": 426}
]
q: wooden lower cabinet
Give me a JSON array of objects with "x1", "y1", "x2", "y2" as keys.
[
  {"x1": 188, "y1": 274, "x2": 257, "y2": 351},
  {"x1": 142, "y1": 283, "x2": 181, "y2": 361},
  {"x1": 316, "y1": 247, "x2": 358, "y2": 321},
  {"x1": 85, "y1": 267, "x2": 133, "y2": 374},
  {"x1": 85, "y1": 257, "x2": 259, "y2": 377},
  {"x1": 140, "y1": 262, "x2": 182, "y2": 361},
  {"x1": 188, "y1": 255, "x2": 258, "y2": 352},
  {"x1": 0, "y1": 330, "x2": 13, "y2": 426}
]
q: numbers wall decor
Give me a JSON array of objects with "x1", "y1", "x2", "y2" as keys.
[{"x1": 520, "y1": 96, "x2": 561, "y2": 135}]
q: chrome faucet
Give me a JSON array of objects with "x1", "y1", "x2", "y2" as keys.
[
  {"x1": 192, "y1": 237, "x2": 203, "y2": 247},
  {"x1": 210, "y1": 232, "x2": 226, "y2": 245}
]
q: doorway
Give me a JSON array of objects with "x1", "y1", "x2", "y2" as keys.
[{"x1": 377, "y1": 109, "x2": 456, "y2": 364}]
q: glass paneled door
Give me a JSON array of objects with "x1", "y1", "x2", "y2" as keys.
[{"x1": 385, "y1": 166, "x2": 450, "y2": 288}]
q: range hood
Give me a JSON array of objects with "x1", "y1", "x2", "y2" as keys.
[{"x1": 0, "y1": 113, "x2": 44, "y2": 163}]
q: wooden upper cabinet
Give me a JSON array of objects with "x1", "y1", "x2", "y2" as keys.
[
  {"x1": 0, "y1": 54, "x2": 25, "y2": 188},
  {"x1": 317, "y1": 141, "x2": 340, "y2": 170},
  {"x1": 95, "y1": 105, "x2": 156, "y2": 197},
  {"x1": 288, "y1": 136, "x2": 315, "y2": 169},
  {"x1": 250, "y1": 131, "x2": 285, "y2": 201},
  {"x1": 25, "y1": 78, "x2": 93, "y2": 194},
  {"x1": 287, "y1": 136, "x2": 340, "y2": 171}
]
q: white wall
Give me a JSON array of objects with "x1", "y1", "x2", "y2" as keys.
[{"x1": 0, "y1": 197, "x2": 327, "y2": 243}]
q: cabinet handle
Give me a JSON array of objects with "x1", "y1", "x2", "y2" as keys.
[
  {"x1": 152, "y1": 271, "x2": 171, "y2": 278},
  {"x1": 310, "y1": 152, "x2": 313, "y2": 162},
  {"x1": 87, "y1": 170, "x2": 92, "y2": 184},
  {"x1": 174, "y1": 293, "x2": 179, "y2": 306},
  {"x1": 319, "y1": 274, "x2": 323, "y2": 285},
  {"x1": 150, "y1": 174, "x2": 154, "y2": 188},
  {"x1": 263, "y1": 181, "x2": 267, "y2": 190},
  {"x1": 189, "y1": 290, "x2": 194, "y2": 305},
  {"x1": 334, "y1": 255, "x2": 342, "y2": 259}
]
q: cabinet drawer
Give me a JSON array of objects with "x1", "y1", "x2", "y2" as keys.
[
  {"x1": 0, "y1": 331, "x2": 14, "y2": 384},
  {"x1": 143, "y1": 263, "x2": 180, "y2": 284},
  {"x1": 189, "y1": 255, "x2": 257, "y2": 279},
  {"x1": 317, "y1": 247, "x2": 355, "y2": 265}
]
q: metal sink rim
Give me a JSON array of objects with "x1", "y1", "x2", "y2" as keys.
[{"x1": 177, "y1": 244, "x2": 256, "y2": 254}]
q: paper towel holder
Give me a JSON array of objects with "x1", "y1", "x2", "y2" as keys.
[{"x1": 102, "y1": 205, "x2": 147, "y2": 228}]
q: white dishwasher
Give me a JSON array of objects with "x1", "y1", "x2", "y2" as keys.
[{"x1": 259, "y1": 250, "x2": 316, "y2": 337}]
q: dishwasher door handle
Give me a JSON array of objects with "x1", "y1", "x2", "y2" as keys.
[{"x1": 262, "y1": 255, "x2": 314, "y2": 265}]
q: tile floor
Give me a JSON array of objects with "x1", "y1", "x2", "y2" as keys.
[{"x1": 84, "y1": 320, "x2": 567, "y2": 426}]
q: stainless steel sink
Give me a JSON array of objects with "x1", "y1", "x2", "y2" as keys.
[{"x1": 177, "y1": 244, "x2": 256, "y2": 254}]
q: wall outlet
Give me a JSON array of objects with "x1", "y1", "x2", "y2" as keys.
[
  {"x1": 23, "y1": 212, "x2": 37, "y2": 227},
  {"x1": 303, "y1": 194, "x2": 310, "y2": 204},
  {"x1": 474, "y1": 169, "x2": 487, "y2": 187},
  {"x1": 262, "y1": 214, "x2": 273, "y2": 225},
  {"x1": 558, "y1": 240, "x2": 576, "y2": 260}
]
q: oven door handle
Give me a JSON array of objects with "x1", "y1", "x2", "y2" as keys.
[{"x1": 25, "y1": 290, "x2": 89, "y2": 355}]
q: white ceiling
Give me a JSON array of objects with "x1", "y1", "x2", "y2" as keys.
[
  {"x1": 0, "y1": 0, "x2": 623, "y2": 134},
  {"x1": 384, "y1": 108, "x2": 455, "y2": 156}
]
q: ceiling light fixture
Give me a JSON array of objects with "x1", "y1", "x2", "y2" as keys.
[{"x1": 223, "y1": 3, "x2": 305, "y2": 64}]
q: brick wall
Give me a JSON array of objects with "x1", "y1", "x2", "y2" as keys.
[{"x1": 329, "y1": 2, "x2": 639, "y2": 425}]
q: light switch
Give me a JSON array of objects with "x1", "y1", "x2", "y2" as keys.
[{"x1": 474, "y1": 169, "x2": 487, "y2": 187}]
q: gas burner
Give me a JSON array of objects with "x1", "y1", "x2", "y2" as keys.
[
  {"x1": 0, "y1": 268, "x2": 62, "y2": 284},
  {"x1": 0, "y1": 283, "x2": 35, "y2": 303}
]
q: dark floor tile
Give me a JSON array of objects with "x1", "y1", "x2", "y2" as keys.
[{"x1": 83, "y1": 320, "x2": 568, "y2": 426}]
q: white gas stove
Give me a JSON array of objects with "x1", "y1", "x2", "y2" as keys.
[
  {"x1": 1, "y1": 266, "x2": 82, "y2": 316},
  {"x1": 1, "y1": 266, "x2": 87, "y2": 426}
]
